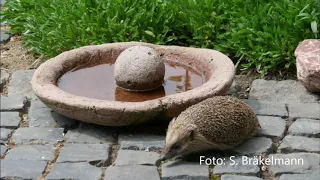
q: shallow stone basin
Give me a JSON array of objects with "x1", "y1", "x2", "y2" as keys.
[{"x1": 31, "y1": 42, "x2": 235, "y2": 126}]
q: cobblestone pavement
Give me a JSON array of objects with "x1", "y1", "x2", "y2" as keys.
[{"x1": 1, "y1": 70, "x2": 319, "y2": 180}]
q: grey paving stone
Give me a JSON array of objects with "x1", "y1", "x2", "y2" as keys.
[
  {"x1": 8, "y1": 70, "x2": 37, "y2": 99},
  {"x1": 221, "y1": 175, "x2": 263, "y2": 180},
  {"x1": 12, "y1": 127, "x2": 64, "y2": 144},
  {"x1": 56, "y1": 143, "x2": 110, "y2": 164},
  {"x1": 104, "y1": 165, "x2": 160, "y2": 180},
  {"x1": 162, "y1": 160, "x2": 209, "y2": 180},
  {"x1": 249, "y1": 79, "x2": 320, "y2": 103},
  {"x1": 5, "y1": 145, "x2": 55, "y2": 161},
  {"x1": 232, "y1": 137, "x2": 273, "y2": 155},
  {"x1": 288, "y1": 103, "x2": 320, "y2": 120},
  {"x1": 0, "y1": 95, "x2": 27, "y2": 111},
  {"x1": 46, "y1": 162, "x2": 102, "y2": 180},
  {"x1": 288, "y1": 118, "x2": 320, "y2": 137},
  {"x1": 1, "y1": 145, "x2": 7, "y2": 156},
  {"x1": 0, "y1": 159, "x2": 47, "y2": 179},
  {"x1": 119, "y1": 134, "x2": 165, "y2": 150},
  {"x1": 279, "y1": 172, "x2": 320, "y2": 180},
  {"x1": 0, "y1": 128, "x2": 12, "y2": 142},
  {"x1": 278, "y1": 135, "x2": 320, "y2": 153},
  {"x1": 30, "y1": 99, "x2": 48, "y2": 109},
  {"x1": 243, "y1": 99, "x2": 287, "y2": 117},
  {"x1": 0, "y1": 68, "x2": 9, "y2": 88},
  {"x1": 268, "y1": 153, "x2": 320, "y2": 176},
  {"x1": 257, "y1": 116, "x2": 286, "y2": 138},
  {"x1": 114, "y1": 149, "x2": 159, "y2": 166},
  {"x1": 0, "y1": 30, "x2": 11, "y2": 43},
  {"x1": 65, "y1": 123, "x2": 115, "y2": 144},
  {"x1": 212, "y1": 156, "x2": 260, "y2": 175},
  {"x1": 28, "y1": 108, "x2": 77, "y2": 128},
  {"x1": 1, "y1": 111, "x2": 21, "y2": 128}
]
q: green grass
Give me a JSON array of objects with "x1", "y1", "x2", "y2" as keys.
[{"x1": 1, "y1": 0, "x2": 319, "y2": 76}]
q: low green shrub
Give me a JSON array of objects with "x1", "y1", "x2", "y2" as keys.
[{"x1": 1, "y1": 0, "x2": 319, "y2": 76}]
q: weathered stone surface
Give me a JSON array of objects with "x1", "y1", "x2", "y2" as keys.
[
  {"x1": 56, "y1": 144, "x2": 110, "y2": 163},
  {"x1": 288, "y1": 103, "x2": 320, "y2": 119},
  {"x1": 295, "y1": 39, "x2": 320, "y2": 92},
  {"x1": 213, "y1": 156, "x2": 260, "y2": 175},
  {"x1": 1, "y1": 111, "x2": 21, "y2": 128},
  {"x1": 279, "y1": 172, "x2": 320, "y2": 180},
  {"x1": 0, "y1": 68, "x2": 9, "y2": 88},
  {"x1": 278, "y1": 135, "x2": 320, "y2": 153},
  {"x1": 65, "y1": 123, "x2": 115, "y2": 144},
  {"x1": 162, "y1": 160, "x2": 209, "y2": 180},
  {"x1": 46, "y1": 162, "x2": 102, "y2": 180},
  {"x1": 30, "y1": 99, "x2": 48, "y2": 109},
  {"x1": 243, "y1": 99, "x2": 287, "y2": 117},
  {"x1": 0, "y1": 128, "x2": 12, "y2": 142},
  {"x1": 12, "y1": 127, "x2": 64, "y2": 144},
  {"x1": 8, "y1": 70, "x2": 37, "y2": 99},
  {"x1": 119, "y1": 134, "x2": 165, "y2": 150},
  {"x1": 104, "y1": 165, "x2": 160, "y2": 180},
  {"x1": 0, "y1": 95, "x2": 27, "y2": 111},
  {"x1": 0, "y1": 30, "x2": 11, "y2": 43},
  {"x1": 232, "y1": 137, "x2": 273, "y2": 155},
  {"x1": 5, "y1": 145, "x2": 55, "y2": 161},
  {"x1": 0, "y1": 159, "x2": 47, "y2": 179},
  {"x1": 1, "y1": 145, "x2": 7, "y2": 156},
  {"x1": 257, "y1": 116, "x2": 286, "y2": 138},
  {"x1": 114, "y1": 149, "x2": 159, "y2": 166},
  {"x1": 249, "y1": 79, "x2": 319, "y2": 102},
  {"x1": 268, "y1": 153, "x2": 320, "y2": 176},
  {"x1": 221, "y1": 175, "x2": 263, "y2": 180},
  {"x1": 288, "y1": 118, "x2": 320, "y2": 137}
]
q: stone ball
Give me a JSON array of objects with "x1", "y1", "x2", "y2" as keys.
[{"x1": 114, "y1": 46, "x2": 165, "y2": 91}]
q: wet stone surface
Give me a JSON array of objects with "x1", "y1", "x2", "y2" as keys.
[
  {"x1": 288, "y1": 118, "x2": 320, "y2": 137},
  {"x1": 0, "y1": 95, "x2": 27, "y2": 111},
  {"x1": 105, "y1": 165, "x2": 160, "y2": 180},
  {"x1": 1, "y1": 111, "x2": 21, "y2": 128},
  {"x1": 0, "y1": 159, "x2": 47, "y2": 179},
  {"x1": 12, "y1": 127, "x2": 64, "y2": 145},
  {"x1": 278, "y1": 135, "x2": 320, "y2": 153}
]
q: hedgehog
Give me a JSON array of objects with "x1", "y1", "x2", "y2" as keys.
[{"x1": 157, "y1": 96, "x2": 260, "y2": 163}]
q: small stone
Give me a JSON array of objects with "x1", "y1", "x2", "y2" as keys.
[
  {"x1": 1, "y1": 112, "x2": 21, "y2": 128},
  {"x1": 0, "y1": 95, "x2": 27, "y2": 111},
  {"x1": 278, "y1": 135, "x2": 320, "y2": 153},
  {"x1": 0, "y1": 68, "x2": 9, "y2": 88},
  {"x1": 287, "y1": 103, "x2": 320, "y2": 120},
  {"x1": 288, "y1": 118, "x2": 320, "y2": 137},
  {"x1": 114, "y1": 46, "x2": 165, "y2": 91},
  {"x1": 118, "y1": 134, "x2": 165, "y2": 150},
  {"x1": 1, "y1": 145, "x2": 8, "y2": 156},
  {"x1": 257, "y1": 116, "x2": 286, "y2": 138},
  {"x1": 5, "y1": 145, "x2": 55, "y2": 161},
  {"x1": 114, "y1": 150, "x2": 159, "y2": 166},
  {"x1": 248, "y1": 79, "x2": 319, "y2": 103},
  {"x1": 213, "y1": 156, "x2": 260, "y2": 175},
  {"x1": 162, "y1": 160, "x2": 209, "y2": 180},
  {"x1": 46, "y1": 162, "x2": 102, "y2": 180},
  {"x1": 0, "y1": 30, "x2": 11, "y2": 43},
  {"x1": 56, "y1": 144, "x2": 110, "y2": 164},
  {"x1": 243, "y1": 99, "x2": 287, "y2": 117},
  {"x1": 279, "y1": 172, "x2": 320, "y2": 180},
  {"x1": 0, "y1": 159, "x2": 47, "y2": 179},
  {"x1": 0, "y1": 128, "x2": 12, "y2": 142},
  {"x1": 12, "y1": 127, "x2": 64, "y2": 144},
  {"x1": 8, "y1": 70, "x2": 37, "y2": 99},
  {"x1": 221, "y1": 175, "x2": 263, "y2": 180},
  {"x1": 268, "y1": 153, "x2": 320, "y2": 176},
  {"x1": 232, "y1": 137, "x2": 273, "y2": 155},
  {"x1": 104, "y1": 165, "x2": 160, "y2": 180}
]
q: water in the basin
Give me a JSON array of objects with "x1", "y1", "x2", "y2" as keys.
[{"x1": 58, "y1": 61, "x2": 204, "y2": 102}]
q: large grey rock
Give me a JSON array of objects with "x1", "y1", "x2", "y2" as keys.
[
  {"x1": 56, "y1": 144, "x2": 110, "y2": 164},
  {"x1": 8, "y1": 70, "x2": 37, "y2": 99},
  {"x1": 12, "y1": 127, "x2": 64, "y2": 144},
  {"x1": 0, "y1": 159, "x2": 47, "y2": 179},
  {"x1": 0, "y1": 68, "x2": 9, "y2": 88},
  {"x1": 0, "y1": 95, "x2": 27, "y2": 111},
  {"x1": 243, "y1": 99, "x2": 287, "y2": 117},
  {"x1": 279, "y1": 172, "x2": 320, "y2": 180},
  {"x1": 1, "y1": 145, "x2": 7, "y2": 156},
  {"x1": 232, "y1": 137, "x2": 273, "y2": 155},
  {"x1": 249, "y1": 79, "x2": 319, "y2": 102},
  {"x1": 46, "y1": 162, "x2": 102, "y2": 180},
  {"x1": 221, "y1": 175, "x2": 263, "y2": 180},
  {"x1": 288, "y1": 118, "x2": 320, "y2": 137},
  {"x1": 0, "y1": 128, "x2": 12, "y2": 142},
  {"x1": 278, "y1": 135, "x2": 320, "y2": 153},
  {"x1": 1, "y1": 111, "x2": 21, "y2": 128},
  {"x1": 268, "y1": 153, "x2": 320, "y2": 176},
  {"x1": 213, "y1": 156, "x2": 260, "y2": 175},
  {"x1": 5, "y1": 145, "x2": 55, "y2": 161},
  {"x1": 257, "y1": 116, "x2": 286, "y2": 138},
  {"x1": 104, "y1": 165, "x2": 160, "y2": 180},
  {"x1": 287, "y1": 103, "x2": 320, "y2": 120},
  {"x1": 162, "y1": 160, "x2": 209, "y2": 180},
  {"x1": 118, "y1": 134, "x2": 165, "y2": 150},
  {"x1": 114, "y1": 149, "x2": 159, "y2": 166},
  {"x1": 0, "y1": 30, "x2": 11, "y2": 43}
]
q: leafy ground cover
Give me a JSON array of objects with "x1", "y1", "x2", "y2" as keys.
[{"x1": 1, "y1": 0, "x2": 319, "y2": 76}]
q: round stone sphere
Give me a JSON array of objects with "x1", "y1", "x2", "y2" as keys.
[{"x1": 114, "y1": 46, "x2": 165, "y2": 91}]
